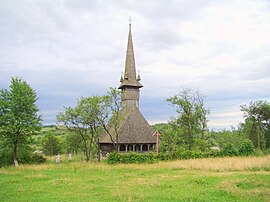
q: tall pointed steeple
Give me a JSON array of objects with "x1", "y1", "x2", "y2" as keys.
[
  {"x1": 119, "y1": 23, "x2": 143, "y2": 109},
  {"x1": 119, "y1": 23, "x2": 143, "y2": 89},
  {"x1": 98, "y1": 22, "x2": 156, "y2": 156}
]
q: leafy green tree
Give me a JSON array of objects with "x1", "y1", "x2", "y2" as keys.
[
  {"x1": 97, "y1": 87, "x2": 123, "y2": 151},
  {"x1": 64, "y1": 131, "x2": 82, "y2": 155},
  {"x1": 0, "y1": 77, "x2": 42, "y2": 165},
  {"x1": 41, "y1": 132, "x2": 62, "y2": 156},
  {"x1": 241, "y1": 100, "x2": 270, "y2": 149},
  {"x1": 195, "y1": 93, "x2": 210, "y2": 140},
  {"x1": 238, "y1": 139, "x2": 255, "y2": 156},
  {"x1": 57, "y1": 96, "x2": 104, "y2": 161},
  {"x1": 167, "y1": 89, "x2": 210, "y2": 150},
  {"x1": 210, "y1": 127, "x2": 247, "y2": 150}
]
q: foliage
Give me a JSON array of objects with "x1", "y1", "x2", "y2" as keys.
[
  {"x1": 209, "y1": 127, "x2": 252, "y2": 153},
  {"x1": 222, "y1": 144, "x2": 238, "y2": 157},
  {"x1": 153, "y1": 122, "x2": 212, "y2": 153},
  {"x1": 16, "y1": 149, "x2": 46, "y2": 164},
  {"x1": 57, "y1": 96, "x2": 104, "y2": 161},
  {"x1": 107, "y1": 143, "x2": 257, "y2": 164},
  {"x1": 64, "y1": 131, "x2": 83, "y2": 155},
  {"x1": 239, "y1": 139, "x2": 255, "y2": 156},
  {"x1": 0, "y1": 148, "x2": 46, "y2": 167},
  {"x1": 0, "y1": 77, "x2": 42, "y2": 165},
  {"x1": 167, "y1": 89, "x2": 210, "y2": 150},
  {"x1": 40, "y1": 133, "x2": 63, "y2": 156},
  {"x1": 107, "y1": 152, "x2": 155, "y2": 164},
  {"x1": 154, "y1": 123, "x2": 184, "y2": 152},
  {"x1": 97, "y1": 87, "x2": 123, "y2": 151},
  {"x1": 0, "y1": 149, "x2": 13, "y2": 167},
  {"x1": 240, "y1": 100, "x2": 270, "y2": 149}
]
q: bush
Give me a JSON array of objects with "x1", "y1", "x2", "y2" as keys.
[
  {"x1": 0, "y1": 150, "x2": 13, "y2": 167},
  {"x1": 222, "y1": 144, "x2": 238, "y2": 156},
  {"x1": 106, "y1": 143, "x2": 258, "y2": 165},
  {"x1": 0, "y1": 149, "x2": 46, "y2": 167},
  {"x1": 107, "y1": 152, "x2": 155, "y2": 164},
  {"x1": 17, "y1": 149, "x2": 47, "y2": 164},
  {"x1": 239, "y1": 140, "x2": 255, "y2": 156}
]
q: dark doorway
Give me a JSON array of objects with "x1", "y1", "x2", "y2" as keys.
[
  {"x1": 119, "y1": 144, "x2": 126, "y2": 151},
  {"x1": 142, "y1": 144, "x2": 148, "y2": 151},
  {"x1": 135, "y1": 144, "x2": 140, "y2": 152},
  {"x1": 127, "y1": 144, "x2": 133, "y2": 151},
  {"x1": 149, "y1": 144, "x2": 154, "y2": 151}
]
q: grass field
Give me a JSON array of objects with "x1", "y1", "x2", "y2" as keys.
[{"x1": 0, "y1": 155, "x2": 270, "y2": 202}]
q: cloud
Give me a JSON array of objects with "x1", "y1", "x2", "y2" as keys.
[{"x1": 0, "y1": 0, "x2": 270, "y2": 129}]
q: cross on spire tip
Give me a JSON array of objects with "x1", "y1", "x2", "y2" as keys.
[{"x1": 129, "y1": 16, "x2": 132, "y2": 26}]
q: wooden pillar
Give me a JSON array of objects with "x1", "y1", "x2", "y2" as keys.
[
  {"x1": 156, "y1": 135, "x2": 159, "y2": 154},
  {"x1": 125, "y1": 145, "x2": 128, "y2": 152},
  {"x1": 153, "y1": 130, "x2": 161, "y2": 154},
  {"x1": 133, "y1": 144, "x2": 135, "y2": 151},
  {"x1": 147, "y1": 144, "x2": 150, "y2": 151}
]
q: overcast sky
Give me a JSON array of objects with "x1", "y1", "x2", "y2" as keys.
[{"x1": 1, "y1": 0, "x2": 270, "y2": 129}]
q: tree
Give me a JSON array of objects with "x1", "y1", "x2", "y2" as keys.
[
  {"x1": 41, "y1": 132, "x2": 62, "y2": 156},
  {"x1": 240, "y1": 100, "x2": 270, "y2": 149},
  {"x1": 153, "y1": 123, "x2": 183, "y2": 152},
  {"x1": 57, "y1": 96, "x2": 103, "y2": 161},
  {"x1": 167, "y1": 89, "x2": 210, "y2": 150},
  {"x1": 0, "y1": 77, "x2": 42, "y2": 165},
  {"x1": 195, "y1": 92, "x2": 210, "y2": 140},
  {"x1": 97, "y1": 87, "x2": 123, "y2": 151},
  {"x1": 210, "y1": 127, "x2": 247, "y2": 150},
  {"x1": 64, "y1": 131, "x2": 82, "y2": 155}
]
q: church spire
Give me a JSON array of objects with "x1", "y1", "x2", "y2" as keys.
[
  {"x1": 124, "y1": 23, "x2": 136, "y2": 80},
  {"x1": 119, "y1": 23, "x2": 143, "y2": 89}
]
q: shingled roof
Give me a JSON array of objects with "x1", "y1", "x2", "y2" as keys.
[{"x1": 99, "y1": 107, "x2": 155, "y2": 144}]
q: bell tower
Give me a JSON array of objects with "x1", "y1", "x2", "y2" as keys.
[
  {"x1": 99, "y1": 22, "x2": 156, "y2": 156},
  {"x1": 118, "y1": 23, "x2": 143, "y2": 109}
]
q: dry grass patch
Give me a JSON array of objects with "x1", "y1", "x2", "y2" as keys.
[
  {"x1": 147, "y1": 155, "x2": 270, "y2": 171},
  {"x1": 103, "y1": 155, "x2": 270, "y2": 172}
]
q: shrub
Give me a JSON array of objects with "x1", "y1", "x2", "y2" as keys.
[
  {"x1": 222, "y1": 144, "x2": 238, "y2": 156},
  {"x1": 0, "y1": 150, "x2": 13, "y2": 167},
  {"x1": 107, "y1": 152, "x2": 155, "y2": 164},
  {"x1": 239, "y1": 140, "x2": 255, "y2": 156},
  {"x1": 0, "y1": 149, "x2": 46, "y2": 167}
]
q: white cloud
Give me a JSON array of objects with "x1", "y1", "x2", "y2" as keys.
[{"x1": 0, "y1": 0, "x2": 270, "y2": 129}]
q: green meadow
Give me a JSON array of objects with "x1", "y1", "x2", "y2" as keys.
[{"x1": 1, "y1": 155, "x2": 270, "y2": 202}]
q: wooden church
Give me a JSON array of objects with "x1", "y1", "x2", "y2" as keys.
[{"x1": 98, "y1": 24, "x2": 156, "y2": 157}]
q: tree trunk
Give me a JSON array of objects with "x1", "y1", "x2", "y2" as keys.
[
  {"x1": 89, "y1": 137, "x2": 93, "y2": 160},
  {"x1": 13, "y1": 141, "x2": 18, "y2": 166},
  {"x1": 187, "y1": 127, "x2": 191, "y2": 150},
  {"x1": 97, "y1": 139, "x2": 101, "y2": 162},
  {"x1": 257, "y1": 126, "x2": 260, "y2": 149},
  {"x1": 116, "y1": 133, "x2": 119, "y2": 153},
  {"x1": 83, "y1": 142, "x2": 90, "y2": 162}
]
